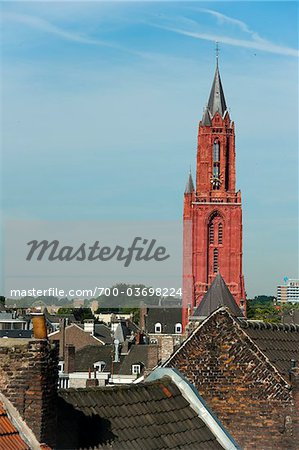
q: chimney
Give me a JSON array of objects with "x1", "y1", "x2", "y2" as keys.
[
  {"x1": 59, "y1": 317, "x2": 66, "y2": 361},
  {"x1": 139, "y1": 303, "x2": 147, "y2": 332},
  {"x1": 64, "y1": 344, "x2": 75, "y2": 374},
  {"x1": 84, "y1": 319, "x2": 95, "y2": 335},
  {"x1": 0, "y1": 337, "x2": 59, "y2": 447},
  {"x1": 31, "y1": 313, "x2": 48, "y2": 339},
  {"x1": 86, "y1": 368, "x2": 99, "y2": 387}
]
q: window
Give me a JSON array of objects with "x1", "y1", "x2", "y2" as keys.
[
  {"x1": 213, "y1": 140, "x2": 220, "y2": 190},
  {"x1": 218, "y1": 223, "x2": 223, "y2": 244},
  {"x1": 213, "y1": 165, "x2": 220, "y2": 178},
  {"x1": 213, "y1": 140, "x2": 220, "y2": 162},
  {"x1": 94, "y1": 361, "x2": 106, "y2": 372},
  {"x1": 213, "y1": 248, "x2": 218, "y2": 273},
  {"x1": 155, "y1": 322, "x2": 162, "y2": 333},
  {"x1": 209, "y1": 223, "x2": 214, "y2": 244},
  {"x1": 175, "y1": 323, "x2": 182, "y2": 334},
  {"x1": 132, "y1": 364, "x2": 141, "y2": 375}
]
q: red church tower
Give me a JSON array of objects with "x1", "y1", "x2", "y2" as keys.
[{"x1": 182, "y1": 59, "x2": 246, "y2": 329}]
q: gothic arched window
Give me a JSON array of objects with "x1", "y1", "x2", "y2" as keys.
[
  {"x1": 213, "y1": 140, "x2": 220, "y2": 190},
  {"x1": 213, "y1": 140, "x2": 220, "y2": 162}
]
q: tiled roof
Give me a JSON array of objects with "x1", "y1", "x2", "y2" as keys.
[
  {"x1": 145, "y1": 308, "x2": 182, "y2": 334},
  {"x1": 239, "y1": 319, "x2": 299, "y2": 376},
  {"x1": 118, "y1": 344, "x2": 157, "y2": 375},
  {"x1": 0, "y1": 401, "x2": 29, "y2": 450},
  {"x1": 94, "y1": 324, "x2": 112, "y2": 344},
  {"x1": 75, "y1": 344, "x2": 119, "y2": 373},
  {"x1": 75, "y1": 344, "x2": 157, "y2": 376},
  {"x1": 58, "y1": 376, "x2": 226, "y2": 449}
]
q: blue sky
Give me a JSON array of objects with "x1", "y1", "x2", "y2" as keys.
[{"x1": 1, "y1": 1, "x2": 298, "y2": 297}]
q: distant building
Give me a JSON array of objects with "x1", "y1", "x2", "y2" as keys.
[
  {"x1": 0, "y1": 312, "x2": 28, "y2": 331},
  {"x1": 72, "y1": 298, "x2": 84, "y2": 308},
  {"x1": 89, "y1": 299, "x2": 99, "y2": 313},
  {"x1": 140, "y1": 307, "x2": 183, "y2": 362},
  {"x1": 277, "y1": 278, "x2": 299, "y2": 303},
  {"x1": 95, "y1": 311, "x2": 133, "y2": 324}
]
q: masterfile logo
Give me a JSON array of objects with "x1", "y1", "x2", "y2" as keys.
[
  {"x1": 26, "y1": 237, "x2": 170, "y2": 266},
  {"x1": 4, "y1": 220, "x2": 182, "y2": 300}
]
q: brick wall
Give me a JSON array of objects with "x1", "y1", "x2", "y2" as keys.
[
  {"x1": 166, "y1": 310, "x2": 297, "y2": 450},
  {"x1": 0, "y1": 338, "x2": 58, "y2": 447}
]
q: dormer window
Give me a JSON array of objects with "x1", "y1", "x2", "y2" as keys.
[
  {"x1": 58, "y1": 361, "x2": 64, "y2": 374},
  {"x1": 155, "y1": 322, "x2": 162, "y2": 333},
  {"x1": 132, "y1": 364, "x2": 141, "y2": 375},
  {"x1": 175, "y1": 323, "x2": 182, "y2": 334},
  {"x1": 94, "y1": 361, "x2": 106, "y2": 372}
]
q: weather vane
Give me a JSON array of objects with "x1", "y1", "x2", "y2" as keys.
[{"x1": 215, "y1": 41, "x2": 219, "y2": 62}]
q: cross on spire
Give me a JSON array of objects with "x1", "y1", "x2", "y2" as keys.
[{"x1": 215, "y1": 41, "x2": 219, "y2": 65}]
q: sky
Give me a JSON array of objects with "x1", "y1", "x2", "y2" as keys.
[{"x1": 1, "y1": 1, "x2": 298, "y2": 297}]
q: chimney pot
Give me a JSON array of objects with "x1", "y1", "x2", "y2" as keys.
[{"x1": 31, "y1": 313, "x2": 48, "y2": 339}]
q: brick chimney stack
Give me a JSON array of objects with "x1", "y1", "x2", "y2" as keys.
[
  {"x1": 139, "y1": 303, "x2": 147, "y2": 332},
  {"x1": 0, "y1": 316, "x2": 59, "y2": 447},
  {"x1": 64, "y1": 344, "x2": 75, "y2": 374}
]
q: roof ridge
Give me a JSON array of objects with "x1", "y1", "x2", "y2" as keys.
[{"x1": 239, "y1": 319, "x2": 299, "y2": 332}]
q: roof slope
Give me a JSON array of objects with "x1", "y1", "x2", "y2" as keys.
[
  {"x1": 118, "y1": 344, "x2": 157, "y2": 375},
  {"x1": 58, "y1": 377, "x2": 227, "y2": 449},
  {"x1": 145, "y1": 307, "x2": 182, "y2": 334},
  {"x1": 0, "y1": 402, "x2": 29, "y2": 450},
  {"x1": 184, "y1": 172, "x2": 195, "y2": 194},
  {"x1": 239, "y1": 320, "x2": 299, "y2": 377},
  {"x1": 94, "y1": 324, "x2": 112, "y2": 344},
  {"x1": 207, "y1": 63, "x2": 227, "y2": 117},
  {"x1": 192, "y1": 273, "x2": 243, "y2": 318},
  {"x1": 75, "y1": 345, "x2": 118, "y2": 373}
]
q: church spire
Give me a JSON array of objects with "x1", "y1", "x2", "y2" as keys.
[
  {"x1": 185, "y1": 171, "x2": 194, "y2": 194},
  {"x1": 205, "y1": 59, "x2": 227, "y2": 119}
]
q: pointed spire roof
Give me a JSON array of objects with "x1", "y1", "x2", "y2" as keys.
[
  {"x1": 192, "y1": 273, "x2": 243, "y2": 318},
  {"x1": 202, "y1": 106, "x2": 212, "y2": 126},
  {"x1": 185, "y1": 171, "x2": 194, "y2": 194},
  {"x1": 205, "y1": 62, "x2": 227, "y2": 118}
]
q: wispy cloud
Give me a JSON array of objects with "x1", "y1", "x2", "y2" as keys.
[
  {"x1": 2, "y1": 11, "x2": 148, "y2": 58},
  {"x1": 199, "y1": 8, "x2": 259, "y2": 36},
  {"x1": 160, "y1": 26, "x2": 298, "y2": 57},
  {"x1": 152, "y1": 8, "x2": 298, "y2": 58},
  {"x1": 3, "y1": 12, "x2": 108, "y2": 45}
]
